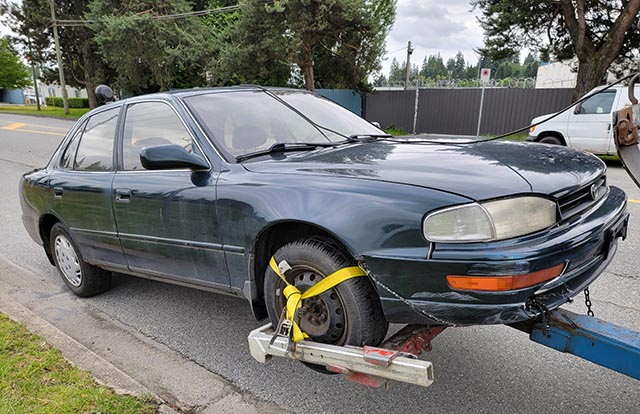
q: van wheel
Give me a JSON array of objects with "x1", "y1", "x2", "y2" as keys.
[
  {"x1": 539, "y1": 135, "x2": 563, "y2": 145},
  {"x1": 50, "y1": 223, "x2": 112, "y2": 297}
]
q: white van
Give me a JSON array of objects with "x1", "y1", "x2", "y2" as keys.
[{"x1": 527, "y1": 85, "x2": 639, "y2": 155}]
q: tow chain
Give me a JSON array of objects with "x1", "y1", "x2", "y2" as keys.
[
  {"x1": 526, "y1": 297, "x2": 551, "y2": 335},
  {"x1": 358, "y1": 259, "x2": 461, "y2": 328},
  {"x1": 584, "y1": 287, "x2": 595, "y2": 317}
]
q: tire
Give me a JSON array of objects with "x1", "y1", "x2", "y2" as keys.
[
  {"x1": 539, "y1": 135, "x2": 563, "y2": 146},
  {"x1": 50, "y1": 223, "x2": 112, "y2": 297},
  {"x1": 264, "y1": 238, "x2": 388, "y2": 348}
]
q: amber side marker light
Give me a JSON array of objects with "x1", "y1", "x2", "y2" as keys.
[{"x1": 446, "y1": 263, "x2": 565, "y2": 292}]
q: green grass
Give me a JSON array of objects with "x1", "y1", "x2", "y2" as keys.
[
  {"x1": 499, "y1": 133, "x2": 528, "y2": 141},
  {"x1": 383, "y1": 125, "x2": 410, "y2": 136},
  {"x1": 0, "y1": 105, "x2": 89, "y2": 120},
  {"x1": 0, "y1": 313, "x2": 157, "y2": 414}
]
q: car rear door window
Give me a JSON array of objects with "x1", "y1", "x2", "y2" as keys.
[
  {"x1": 122, "y1": 102, "x2": 194, "y2": 170},
  {"x1": 60, "y1": 121, "x2": 86, "y2": 170},
  {"x1": 74, "y1": 108, "x2": 119, "y2": 171}
]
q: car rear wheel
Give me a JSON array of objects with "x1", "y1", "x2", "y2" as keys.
[
  {"x1": 264, "y1": 238, "x2": 388, "y2": 348},
  {"x1": 50, "y1": 223, "x2": 112, "y2": 297}
]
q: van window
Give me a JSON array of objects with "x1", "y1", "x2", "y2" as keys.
[{"x1": 576, "y1": 91, "x2": 616, "y2": 115}]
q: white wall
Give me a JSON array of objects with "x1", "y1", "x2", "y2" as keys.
[
  {"x1": 24, "y1": 82, "x2": 88, "y2": 100},
  {"x1": 535, "y1": 59, "x2": 578, "y2": 89}
]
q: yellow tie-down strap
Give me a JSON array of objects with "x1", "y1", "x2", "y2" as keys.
[{"x1": 269, "y1": 257, "x2": 366, "y2": 343}]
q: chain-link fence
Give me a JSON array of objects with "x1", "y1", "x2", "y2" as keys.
[{"x1": 375, "y1": 78, "x2": 537, "y2": 90}]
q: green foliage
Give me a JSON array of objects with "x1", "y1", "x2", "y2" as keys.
[
  {"x1": 45, "y1": 96, "x2": 89, "y2": 108},
  {"x1": 88, "y1": 0, "x2": 214, "y2": 94},
  {"x1": 0, "y1": 37, "x2": 30, "y2": 89},
  {"x1": 215, "y1": 0, "x2": 396, "y2": 92}
]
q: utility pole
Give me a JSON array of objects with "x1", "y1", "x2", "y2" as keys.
[
  {"x1": 404, "y1": 41, "x2": 414, "y2": 90},
  {"x1": 49, "y1": 0, "x2": 69, "y2": 115},
  {"x1": 27, "y1": 35, "x2": 40, "y2": 111}
]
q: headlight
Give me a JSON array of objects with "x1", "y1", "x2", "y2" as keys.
[{"x1": 423, "y1": 197, "x2": 557, "y2": 243}]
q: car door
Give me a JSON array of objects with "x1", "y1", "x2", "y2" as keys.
[
  {"x1": 566, "y1": 90, "x2": 617, "y2": 154},
  {"x1": 111, "y1": 100, "x2": 229, "y2": 290},
  {"x1": 49, "y1": 106, "x2": 127, "y2": 268}
]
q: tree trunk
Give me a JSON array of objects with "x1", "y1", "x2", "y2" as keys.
[
  {"x1": 574, "y1": 57, "x2": 608, "y2": 100},
  {"x1": 301, "y1": 45, "x2": 315, "y2": 92},
  {"x1": 81, "y1": 43, "x2": 98, "y2": 109},
  {"x1": 86, "y1": 80, "x2": 98, "y2": 108}
]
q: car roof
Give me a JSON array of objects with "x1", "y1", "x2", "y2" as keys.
[{"x1": 122, "y1": 85, "x2": 312, "y2": 103}]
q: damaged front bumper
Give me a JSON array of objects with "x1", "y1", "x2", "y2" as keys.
[{"x1": 364, "y1": 186, "x2": 629, "y2": 326}]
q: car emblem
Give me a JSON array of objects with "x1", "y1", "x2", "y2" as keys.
[{"x1": 590, "y1": 184, "x2": 600, "y2": 200}]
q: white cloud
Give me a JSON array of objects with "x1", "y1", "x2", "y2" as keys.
[{"x1": 382, "y1": 0, "x2": 485, "y2": 75}]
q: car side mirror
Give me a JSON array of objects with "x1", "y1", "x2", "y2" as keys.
[
  {"x1": 371, "y1": 121, "x2": 381, "y2": 128},
  {"x1": 574, "y1": 105, "x2": 583, "y2": 114},
  {"x1": 140, "y1": 145, "x2": 209, "y2": 171}
]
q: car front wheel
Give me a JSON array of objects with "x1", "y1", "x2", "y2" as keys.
[
  {"x1": 264, "y1": 238, "x2": 388, "y2": 347},
  {"x1": 50, "y1": 223, "x2": 112, "y2": 297}
]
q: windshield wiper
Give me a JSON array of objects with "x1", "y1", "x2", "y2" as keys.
[
  {"x1": 236, "y1": 142, "x2": 336, "y2": 162},
  {"x1": 346, "y1": 134, "x2": 393, "y2": 143}
]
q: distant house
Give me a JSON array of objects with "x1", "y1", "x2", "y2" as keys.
[{"x1": 24, "y1": 81, "x2": 88, "y2": 101}]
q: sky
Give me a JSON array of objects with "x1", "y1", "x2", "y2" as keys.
[{"x1": 381, "y1": 0, "x2": 485, "y2": 76}]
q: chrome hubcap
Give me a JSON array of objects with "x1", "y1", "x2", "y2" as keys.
[{"x1": 54, "y1": 235, "x2": 82, "y2": 287}]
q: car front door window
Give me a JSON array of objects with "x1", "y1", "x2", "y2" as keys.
[{"x1": 122, "y1": 102, "x2": 194, "y2": 170}]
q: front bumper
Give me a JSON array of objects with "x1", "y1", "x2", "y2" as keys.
[{"x1": 363, "y1": 186, "x2": 628, "y2": 326}]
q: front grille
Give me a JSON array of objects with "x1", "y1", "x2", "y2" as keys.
[{"x1": 558, "y1": 176, "x2": 607, "y2": 220}]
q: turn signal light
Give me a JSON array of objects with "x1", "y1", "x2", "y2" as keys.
[{"x1": 446, "y1": 263, "x2": 565, "y2": 292}]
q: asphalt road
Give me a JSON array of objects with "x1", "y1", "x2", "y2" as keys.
[{"x1": 1, "y1": 113, "x2": 638, "y2": 413}]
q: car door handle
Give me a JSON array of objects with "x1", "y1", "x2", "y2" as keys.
[
  {"x1": 53, "y1": 187, "x2": 63, "y2": 198},
  {"x1": 115, "y1": 188, "x2": 132, "y2": 203}
]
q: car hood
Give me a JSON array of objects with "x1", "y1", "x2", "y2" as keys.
[{"x1": 242, "y1": 139, "x2": 605, "y2": 200}]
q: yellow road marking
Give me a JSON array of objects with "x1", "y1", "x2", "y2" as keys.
[
  {"x1": 28, "y1": 124, "x2": 69, "y2": 131},
  {"x1": 11, "y1": 128, "x2": 65, "y2": 137},
  {"x1": 0, "y1": 122, "x2": 66, "y2": 137},
  {"x1": 1, "y1": 122, "x2": 26, "y2": 130},
  {"x1": 629, "y1": 199, "x2": 640, "y2": 204}
]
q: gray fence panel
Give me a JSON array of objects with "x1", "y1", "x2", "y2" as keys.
[
  {"x1": 364, "y1": 90, "x2": 416, "y2": 132},
  {"x1": 365, "y1": 88, "x2": 575, "y2": 136},
  {"x1": 417, "y1": 88, "x2": 482, "y2": 135},
  {"x1": 479, "y1": 88, "x2": 574, "y2": 135},
  {"x1": 317, "y1": 89, "x2": 362, "y2": 116}
]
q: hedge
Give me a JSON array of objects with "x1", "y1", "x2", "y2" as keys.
[{"x1": 45, "y1": 96, "x2": 89, "y2": 108}]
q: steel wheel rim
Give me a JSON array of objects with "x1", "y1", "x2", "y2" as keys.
[
  {"x1": 54, "y1": 234, "x2": 82, "y2": 287},
  {"x1": 274, "y1": 264, "x2": 348, "y2": 344}
]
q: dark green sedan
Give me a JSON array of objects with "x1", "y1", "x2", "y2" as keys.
[{"x1": 20, "y1": 86, "x2": 629, "y2": 348}]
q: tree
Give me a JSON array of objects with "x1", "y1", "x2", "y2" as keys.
[
  {"x1": 420, "y1": 53, "x2": 447, "y2": 79},
  {"x1": 88, "y1": 0, "x2": 214, "y2": 95},
  {"x1": 212, "y1": 1, "x2": 292, "y2": 86},
  {"x1": 1, "y1": 0, "x2": 114, "y2": 108},
  {"x1": 472, "y1": 0, "x2": 640, "y2": 98},
  {"x1": 0, "y1": 37, "x2": 30, "y2": 89},
  {"x1": 218, "y1": 0, "x2": 395, "y2": 91}
]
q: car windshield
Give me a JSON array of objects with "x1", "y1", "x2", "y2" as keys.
[{"x1": 183, "y1": 90, "x2": 383, "y2": 160}]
